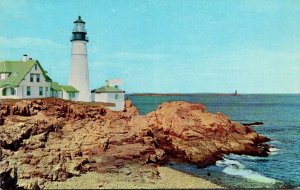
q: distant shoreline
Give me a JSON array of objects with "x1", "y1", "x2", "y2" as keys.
[
  {"x1": 129, "y1": 93, "x2": 238, "y2": 97},
  {"x1": 128, "y1": 93, "x2": 300, "y2": 96}
]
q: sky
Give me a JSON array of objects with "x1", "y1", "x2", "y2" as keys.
[{"x1": 0, "y1": 0, "x2": 300, "y2": 93}]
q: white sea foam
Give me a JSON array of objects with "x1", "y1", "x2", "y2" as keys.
[
  {"x1": 269, "y1": 147, "x2": 280, "y2": 155},
  {"x1": 216, "y1": 158, "x2": 245, "y2": 169},
  {"x1": 216, "y1": 158, "x2": 277, "y2": 184},
  {"x1": 243, "y1": 154, "x2": 267, "y2": 160}
]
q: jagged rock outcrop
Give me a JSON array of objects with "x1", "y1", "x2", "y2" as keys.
[
  {"x1": 0, "y1": 98, "x2": 166, "y2": 188},
  {"x1": 0, "y1": 98, "x2": 270, "y2": 188},
  {"x1": 241, "y1": 121, "x2": 264, "y2": 127},
  {"x1": 146, "y1": 101, "x2": 270, "y2": 167}
]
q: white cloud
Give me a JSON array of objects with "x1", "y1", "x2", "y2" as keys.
[{"x1": 0, "y1": 36, "x2": 67, "y2": 49}]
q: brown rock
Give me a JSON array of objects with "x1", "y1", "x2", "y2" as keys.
[
  {"x1": 0, "y1": 118, "x2": 4, "y2": 126},
  {"x1": 125, "y1": 100, "x2": 133, "y2": 108},
  {"x1": 146, "y1": 101, "x2": 270, "y2": 167},
  {"x1": 0, "y1": 98, "x2": 270, "y2": 187}
]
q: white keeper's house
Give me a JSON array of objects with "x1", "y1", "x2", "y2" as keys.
[
  {"x1": 0, "y1": 55, "x2": 79, "y2": 101},
  {"x1": 0, "y1": 55, "x2": 52, "y2": 99}
]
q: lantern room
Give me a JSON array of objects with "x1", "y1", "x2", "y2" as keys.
[{"x1": 71, "y1": 16, "x2": 88, "y2": 42}]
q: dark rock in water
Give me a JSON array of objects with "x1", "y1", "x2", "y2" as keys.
[
  {"x1": 241, "y1": 122, "x2": 264, "y2": 127},
  {"x1": 231, "y1": 164, "x2": 239, "y2": 169}
]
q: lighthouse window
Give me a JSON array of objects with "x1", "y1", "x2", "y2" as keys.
[
  {"x1": 75, "y1": 23, "x2": 85, "y2": 32},
  {"x1": 36, "y1": 74, "x2": 40, "y2": 82}
]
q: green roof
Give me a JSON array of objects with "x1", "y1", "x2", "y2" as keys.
[
  {"x1": 74, "y1": 16, "x2": 85, "y2": 23},
  {"x1": 0, "y1": 60, "x2": 52, "y2": 88},
  {"x1": 51, "y1": 82, "x2": 62, "y2": 91},
  {"x1": 91, "y1": 85, "x2": 124, "y2": 93},
  {"x1": 60, "y1": 85, "x2": 79, "y2": 93}
]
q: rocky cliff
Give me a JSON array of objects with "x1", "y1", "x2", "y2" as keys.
[
  {"x1": 146, "y1": 101, "x2": 270, "y2": 166},
  {"x1": 0, "y1": 98, "x2": 270, "y2": 188}
]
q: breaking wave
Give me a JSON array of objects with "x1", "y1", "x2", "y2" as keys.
[
  {"x1": 269, "y1": 147, "x2": 280, "y2": 155},
  {"x1": 216, "y1": 158, "x2": 277, "y2": 184}
]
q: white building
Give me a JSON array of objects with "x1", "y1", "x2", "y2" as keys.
[
  {"x1": 69, "y1": 16, "x2": 91, "y2": 102},
  {"x1": 0, "y1": 54, "x2": 80, "y2": 101},
  {"x1": 0, "y1": 55, "x2": 52, "y2": 99},
  {"x1": 50, "y1": 82, "x2": 63, "y2": 98},
  {"x1": 61, "y1": 85, "x2": 79, "y2": 101},
  {"x1": 50, "y1": 82, "x2": 79, "y2": 101},
  {"x1": 91, "y1": 84, "x2": 125, "y2": 111}
]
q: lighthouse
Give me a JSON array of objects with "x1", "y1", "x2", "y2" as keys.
[{"x1": 69, "y1": 16, "x2": 91, "y2": 102}]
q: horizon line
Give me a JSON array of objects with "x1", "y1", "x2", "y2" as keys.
[{"x1": 126, "y1": 92, "x2": 300, "y2": 95}]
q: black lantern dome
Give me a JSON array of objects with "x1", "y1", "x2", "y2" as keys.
[{"x1": 71, "y1": 16, "x2": 88, "y2": 42}]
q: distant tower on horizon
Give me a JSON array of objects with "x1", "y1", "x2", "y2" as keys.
[{"x1": 69, "y1": 16, "x2": 91, "y2": 102}]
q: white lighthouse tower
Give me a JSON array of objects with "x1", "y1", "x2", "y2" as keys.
[{"x1": 69, "y1": 16, "x2": 91, "y2": 102}]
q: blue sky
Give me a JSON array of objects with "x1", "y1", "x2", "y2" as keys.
[{"x1": 0, "y1": 0, "x2": 300, "y2": 93}]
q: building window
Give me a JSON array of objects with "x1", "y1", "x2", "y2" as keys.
[
  {"x1": 36, "y1": 74, "x2": 40, "y2": 82},
  {"x1": 34, "y1": 64, "x2": 38, "y2": 70},
  {"x1": 27, "y1": 86, "x2": 31, "y2": 96},
  {"x1": 54, "y1": 91, "x2": 58, "y2": 98},
  {"x1": 69, "y1": 92, "x2": 75, "y2": 100},
  {"x1": 115, "y1": 94, "x2": 119, "y2": 100},
  {"x1": 39, "y1": 87, "x2": 43, "y2": 96},
  {"x1": 11, "y1": 88, "x2": 16, "y2": 95},
  {"x1": 2, "y1": 87, "x2": 16, "y2": 96},
  {"x1": 30, "y1": 74, "x2": 34, "y2": 82},
  {"x1": 2, "y1": 88, "x2": 7, "y2": 96}
]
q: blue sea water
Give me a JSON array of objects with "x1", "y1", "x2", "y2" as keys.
[{"x1": 128, "y1": 94, "x2": 300, "y2": 188}]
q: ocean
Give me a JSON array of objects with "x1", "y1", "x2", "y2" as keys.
[{"x1": 128, "y1": 94, "x2": 300, "y2": 188}]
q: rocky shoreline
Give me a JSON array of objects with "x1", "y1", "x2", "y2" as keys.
[{"x1": 0, "y1": 98, "x2": 270, "y2": 189}]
